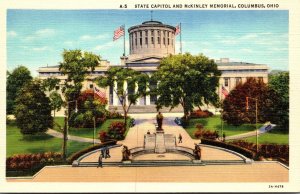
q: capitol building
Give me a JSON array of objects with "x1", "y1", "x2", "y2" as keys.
[{"x1": 38, "y1": 20, "x2": 269, "y2": 113}]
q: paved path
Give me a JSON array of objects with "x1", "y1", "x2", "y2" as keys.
[
  {"x1": 226, "y1": 122, "x2": 276, "y2": 140},
  {"x1": 80, "y1": 113, "x2": 243, "y2": 163},
  {"x1": 46, "y1": 129, "x2": 100, "y2": 144},
  {"x1": 46, "y1": 114, "x2": 275, "y2": 143},
  {"x1": 8, "y1": 162, "x2": 288, "y2": 182}
]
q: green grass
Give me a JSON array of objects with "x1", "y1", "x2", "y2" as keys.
[
  {"x1": 242, "y1": 127, "x2": 289, "y2": 145},
  {"x1": 53, "y1": 117, "x2": 133, "y2": 139},
  {"x1": 6, "y1": 121, "x2": 92, "y2": 158},
  {"x1": 185, "y1": 115, "x2": 263, "y2": 138}
]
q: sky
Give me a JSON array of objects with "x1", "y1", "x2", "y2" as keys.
[{"x1": 7, "y1": 10, "x2": 288, "y2": 76}]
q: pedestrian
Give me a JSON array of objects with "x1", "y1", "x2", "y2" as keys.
[
  {"x1": 101, "y1": 149, "x2": 106, "y2": 158},
  {"x1": 106, "y1": 148, "x2": 111, "y2": 158},
  {"x1": 223, "y1": 133, "x2": 226, "y2": 142},
  {"x1": 178, "y1": 133, "x2": 182, "y2": 143},
  {"x1": 97, "y1": 153, "x2": 103, "y2": 168}
]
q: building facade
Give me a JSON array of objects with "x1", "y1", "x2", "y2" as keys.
[{"x1": 38, "y1": 20, "x2": 269, "y2": 113}]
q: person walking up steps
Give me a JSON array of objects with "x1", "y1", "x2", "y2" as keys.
[{"x1": 178, "y1": 133, "x2": 183, "y2": 143}]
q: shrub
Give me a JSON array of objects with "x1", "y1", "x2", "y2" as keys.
[
  {"x1": 180, "y1": 117, "x2": 189, "y2": 127},
  {"x1": 6, "y1": 152, "x2": 63, "y2": 172},
  {"x1": 195, "y1": 130, "x2": 218, "y2": 140},
  {"x1": 106, "y1": 110, "x2": 123, "y2": 119},
  {"x1": 191, "y1": 109, "x2": 213, "y2": 118},
  {"x1": 99, "y1": 131, "x2": 110, "y2": 142},
  {"x1": 201, "y1": 138, "x2": 255, "y2": 159},
  {"x1": 107, "y1": 121, "x2": 126, "y2": 140},
  {"x1": 229, "y1": 140, "x2": 289, "y2": 164}
]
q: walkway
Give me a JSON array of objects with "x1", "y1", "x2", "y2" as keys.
[
  {"x1": 46, "y1": 114, "x2": 274, "y2": 143},
  {"x1": 79, "y1": 113, "x2": 244, "y2": 163},
  {"x1": 8, "y1": 162, "x2": 288, "y2": 182},
  {"x1": 46, "y1": 129, "x2": 100, "y2": 143}
]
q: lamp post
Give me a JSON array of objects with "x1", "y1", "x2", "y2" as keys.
[
  {"x1": 246, "y1": 97, "x2": 258, "y2": 153},
  {"x1": 93, "y1": 117, "x2": 96, "y2": 145}
]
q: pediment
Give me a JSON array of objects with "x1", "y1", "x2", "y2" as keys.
[{"x1": 128, "y1": 55, "x2": 163, "y2": 63}]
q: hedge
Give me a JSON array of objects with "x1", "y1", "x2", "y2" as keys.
[
  {"x1": 6, "y1": 152, "x2": 65, "y2": 177},
  {"x1": 67, "y1": 140, "x2": 117, "y2": 163},
  {"x1": 200, "y1": 138, "x2": 256, "y2": 159}
]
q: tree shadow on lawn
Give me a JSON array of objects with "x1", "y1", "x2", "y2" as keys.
[{"x1": 21, "y1": 133, "x2": 53, "y2": 142}]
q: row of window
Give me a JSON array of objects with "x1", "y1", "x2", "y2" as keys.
[
  {"x1": 40, "y1": 71, "x2": 104, "y2": 76},
  {"x1": 221, "y1": 69, "x2": 267, "y2": 73},
  {"x1": 223, "y1": 77, "x2": 264, "y2": 87},
  {"x1": 131, "y1": 30, "x2": 173, "y2": 47}
]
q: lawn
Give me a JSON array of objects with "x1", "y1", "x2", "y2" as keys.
[
  {"x1": 184, "y1": 115, "x2": 263, "y2": 138},
  {"x1": 53, "y1": 117, "x2": 133, "y2": 139},
  {"x1": 7, "y1": 121, "x2": 92, "y2": 157},
  {"x1": 242, "y1": 127, "x2": 289, "y2": 145}
]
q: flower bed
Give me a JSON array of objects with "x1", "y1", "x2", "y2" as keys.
[
  {"x1": 6, "y1": 152, "x2": 65, "y2": 177},
  {"x1": 230, "y1": 140, "x2": 289, "y2": 164},
  {"x1": 190, "y1": 109, "x2": 213, "y2": 118}
]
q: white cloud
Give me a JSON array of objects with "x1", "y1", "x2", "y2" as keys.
[
  {"x1": 79, "y1": 34, "x2": 109, "y2": 41},
  {"x1": 63, "y1": 41, "x2": 74, "y2": 47},
  {"x1": 93, "y1": 39, "x2": 128, "y2": 52},
  {"x1": 35, "y1": 28, "x2": 56, "y2": 36},
  {"x1": 32, "y1": 46, "x2": 51, "y2": 51},
  {"x1": 24, "y1": 28, "x2": 56, "y2": 41},
  {"x1": 7, "y1": 31, "x2": 17, "y2": 38}
]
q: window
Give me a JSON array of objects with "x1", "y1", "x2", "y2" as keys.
[
  {"x1": 235, "y1": 77, "x2": 242, "y2": 85},
  {"x1": 168, "y1": 38, "x2": 170, "y2": 45},
  {"x1": 151, "y1": 37, "x2": 154, "y2": 44},
  {"x1": 55, "y1": 86, "x2": 60, "y2": 90},
  {"x1": 145, "y1": 37, "x2": 148, "y2": 45},
  {"x1": 224, "y1": 78, "x2": 229, "y2": 87},
  {"x1": 145, "y1": 30, "x2": 148, "y2": 36},
  {"x1": 163, "y1": 38, "x2": 165, "y2": 45},
  {"x1": 151, "y1": 30, "x2": 154, "y2": 36},
  {"x1": 140, "y1": 37, "x2": 142, "y2": 45},
  {"x1": 90, "y1": 84, "x2": 93, "y2": 89},
  {"x1": 158, "y1": 37, "x2": 160, "y2": 44},
  {"x1": 140, "y1": 31, "x2": 142, "y2": 36},
  {"x1": 258, "y1": 77, "x2": 264, "y2": 82}
]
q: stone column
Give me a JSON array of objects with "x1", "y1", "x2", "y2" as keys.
[
  {"x1": 146, "y1": 82, "x2": 151, "y2": 105},
  {"x1": 113, "y1": 81, "x2": 119, "y2": 106},
  {"x1": 135, "y1": 82, "x2": 139, "y2": 105}
]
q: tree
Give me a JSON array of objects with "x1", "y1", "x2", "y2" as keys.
[
  {"x1": 96, "y1": 67, "x2": 149, "y2": 130},
  {"x1": 222, "y1": 78, "x2": 270, "y2": 126},
  {"x1": 49, "y1": 91, "x2": 64, "y2": 122},
  {"x1": 14, "y1": 79, "x2": 52, "y2": 135},
  {"x1": 59, "y1": 49, "x2": 101, "y2": 159},
  {"x1": 7, "y1": 66, "x2": 32, "y2": 114},
  {"x1": 41, "y1": 77, "x2": 60, "y2": 91},
  {"x1": 154, "y1": 53, "x2": 221, "y2": 120},
  {"x1": 72, "y1": 90, "x2": 107, "y2": 128},
  {"x1": 265, "y1": 72, "x2": 289, "y2": 130}
]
